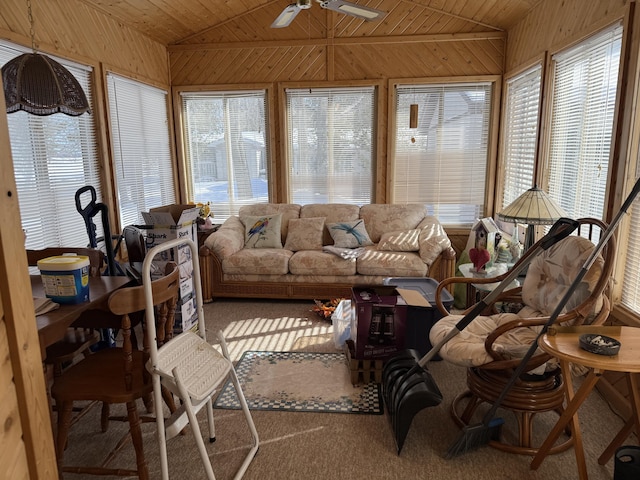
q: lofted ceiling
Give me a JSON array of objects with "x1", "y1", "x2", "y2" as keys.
[{"x1": 75, "y1": 0, "x2": 543, "y2": 46}]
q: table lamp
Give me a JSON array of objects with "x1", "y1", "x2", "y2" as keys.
[{"x1": 497, "y1": 186, "x2": 568, "y2": 251}]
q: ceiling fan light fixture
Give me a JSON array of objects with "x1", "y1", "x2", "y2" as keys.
[
  {"x1": 271, "y1": 4, "x2": 300, "y2": 28},
  {"x1": 322, "y1": 0, "x2": 386, "y2": 21}
]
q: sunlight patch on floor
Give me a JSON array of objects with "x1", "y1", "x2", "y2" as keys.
[{"x1": 220, "y1": 315, "x2": 333, "y2": 361}]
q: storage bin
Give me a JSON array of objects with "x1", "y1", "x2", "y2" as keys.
[
  {"x1": 37, "y1": 255, "x2": 90, "y2": 304},
  {"x1": 332, "y1": 299, "x2": 351, "y2": 349},
  {"x1": 383, "y1": 277, "x2": 454, "y2": 357}
]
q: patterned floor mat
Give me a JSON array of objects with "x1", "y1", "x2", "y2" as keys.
[{"x1": 214, "y1": 351, "x2": 383, "y2": 415}]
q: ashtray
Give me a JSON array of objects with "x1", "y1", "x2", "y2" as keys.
[{"x1": 579, "y1": 334, "x2": 621, "y2": 356}]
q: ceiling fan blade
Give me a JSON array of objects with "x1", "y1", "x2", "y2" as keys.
[
  {"x1": 320, "y1": 0, "x2": 386, "y2": 21},
  {"x1": 271, "y1": 4, "x2": 302, "y2": 28}
]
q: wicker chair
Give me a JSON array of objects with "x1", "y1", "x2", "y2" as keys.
[{"x1": 432, "y1": 218, "x2": 616, "y2": 455}]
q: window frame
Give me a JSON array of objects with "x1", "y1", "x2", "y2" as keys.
[
  {"x1": 538, "y1": 22, "x2": 623, "y2": 222},
  {"x1": 173, "y1": 84, "x2": 277, "y2": 219},
  {"x1": 387, "y1": 75, "x2": 501, "y2": 228},
  {"x1": 279, "y1": 80, "x2": 385, "y2": 204},
  {"x1": 0, "y1": 39, "x2": 105, "y2": 250},
  {"x1": 105, "y1": 71, "x2": 177, "y2": 230},
  {"x1": 496, "y1": 57, "x2": 545, "y2": 217}
]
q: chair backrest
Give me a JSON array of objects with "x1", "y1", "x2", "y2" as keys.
[
  {"x1": 521, "y1": 217, "x2": 615, "y2": 322},
  {"x1": 27, "y1": 247, "x2": 105, "y2": 277},
  {"x1": 123, "y1": 225, "x2": 146, "y2": 264},
  {"x1": 107, "y1": 262, "x2": 180, "y2": 389}
]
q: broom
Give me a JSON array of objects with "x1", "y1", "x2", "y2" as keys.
[{"x1": 445, "y1": 176, "x2": 640, "y2": 459}]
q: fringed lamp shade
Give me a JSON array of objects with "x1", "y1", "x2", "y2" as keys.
[
  {"x1": 497, "y1": 186, "x2": 568, "y2": 250},
  {"x1": 2, "y1": 53, "x2": 91, "y2": 116}
]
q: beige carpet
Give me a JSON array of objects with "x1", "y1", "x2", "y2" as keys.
[{"x1": 59, "y1": 299, "x2": 630, "y2": 479}]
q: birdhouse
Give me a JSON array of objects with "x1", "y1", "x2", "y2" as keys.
[{"x1": 471, "y1": 218, "x2": 501, "y2": 267}]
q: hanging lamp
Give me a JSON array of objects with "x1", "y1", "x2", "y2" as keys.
[{"x1": 1, "y1": 0, "x2": 90, "y2": 116}]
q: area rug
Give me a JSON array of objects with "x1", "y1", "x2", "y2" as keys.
[{"x1": 214, "y1": 351, "x2": 383, "y2": 415}]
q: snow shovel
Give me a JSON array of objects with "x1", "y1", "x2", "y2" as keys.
[{"x1": 383, "y1": 217, "x2": 579, "y2": 454}]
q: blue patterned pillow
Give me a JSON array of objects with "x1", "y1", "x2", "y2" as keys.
[{"x1": 327, "y1": 220, "x2": 373, "y2": 248}]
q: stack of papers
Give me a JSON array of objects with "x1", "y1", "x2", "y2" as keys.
[{"x1": 33, "y1": 297, "x2": 59, "y2": 316}]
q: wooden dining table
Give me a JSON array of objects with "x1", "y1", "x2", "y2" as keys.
[{"x1": 31, "y1": 274, "x2": 132, "y2": 358}]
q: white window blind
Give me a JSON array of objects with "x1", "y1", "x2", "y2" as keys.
[
  {"x1": 181, "y1": 90, "x2": 270, "y2": 220},
  {"x1": 622, "y1": 172, "x2": 640, "y2": 313},
  {"x1": 107, "y1": 73, "x2": 175, "y2": 228},
  {"x1": 393, "y1": 82, "x2": 492, "y2": 226},
  {"x1": 1, "y1": 41, "x2": 102, "y2": 249},
  {"x1": 501, "y1": 65, "x2": 542, "y2": 207},
  {"x1": 285, "y1": 86, "x2": 375, "y2": 205},
  {"x1": 547, "y1": 23, "x2": 622, "y2": 221}
]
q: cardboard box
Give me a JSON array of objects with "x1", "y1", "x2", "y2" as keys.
[
  {"x1": 383, "y1": 277, "x2": 454, "y2": 357},
  {"x1": 350, "y1": 285, "x2": 432, "y2": 360},
  {"x1": 142, "y1": 204, "x2": 199, "y2": 257},
  {"x1": 141, "y1": 204, "x2": 200, "y2": 333},
  {"x1": 173, "y1": 296, "x2": 198, "y2": 334}
]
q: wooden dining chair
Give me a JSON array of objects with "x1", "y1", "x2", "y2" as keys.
[
  {"x1": 50, "y1": 262, "x2": 180, "y2": 479},
  {"x1": 27, "y1": 247, "x2": 105, "y2": 376}
]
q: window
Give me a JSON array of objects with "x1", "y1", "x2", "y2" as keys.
[
  {"x1": 622, "y1": 170, "x2": 640, "y2": 313},
  {"x1": 107, "y1": 73, "x2": 175, "y2": 228},
  {"x1": 546, "y1": 23, "x2": 622, "y2": 221},
  {"x1": 181, "y1": 90, "x2": 270, "y2": 220},
  {"x1": 501, "y1": 64, "x2": 542, "y2": 207},
  {"x1": 392, "y1": 82, "x2": 493, "y2": 226},
  {"x1": 285, "y1": 86, "x2": 375, "y2": 205},
  {"x1": 1, "y1": 41, "x2": 101, "y2": 249}
]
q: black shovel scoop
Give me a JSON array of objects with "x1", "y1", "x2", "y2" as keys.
[{"x1": 383, "y1": 217, "x2": 579, "y2": 454}]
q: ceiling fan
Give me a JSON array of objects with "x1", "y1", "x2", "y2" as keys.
[{"x1": 271, "y1": 0, "x2": 386, "y2": 28}]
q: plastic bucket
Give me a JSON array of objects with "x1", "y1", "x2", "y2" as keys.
[
  {"x1": 615, "y1": 446, "x2": 640, "y2": 480},
  {"x1": 37, "y1": 255, "x2": 90, "y2": 304}
]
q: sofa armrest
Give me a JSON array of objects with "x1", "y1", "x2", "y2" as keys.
[
  {"x1": 203, "y1": 216, "x2": 245, "y2": 260},
  {"x1": 416, "y1": 216, "x2": 453, "y2": 267}
]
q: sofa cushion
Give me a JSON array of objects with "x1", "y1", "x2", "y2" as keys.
[
  {"x1": 417, "y1": 216, "x2": 453, "y2": 267},
  {"x1": 289, "y1": 251, "x2": 357, "y2": 275},
  {"x1": 222, "y1": 248, "x2": 292, "y2": 275},
  {"x1": 241, "y1": 214, "x2": 283, "y2": 248},
  {"x1": 356, "y1": 249, "x2": 427, "y2": 277},
  {"x1": 359, "y1": 204, "x2": 426, "y2": 243},
  {"x1": 429, "y1": 312, "x2": 542, "y2": 367},
  {"x1": 378, "y1": 229, "x2": 420, "y2": 251},
  {"x1": 284, "y1": 217, "x2": 325, "y2": 251},
  {"x1": 521, "y1": 235, "x2": 604, "y2": 316},
  {"x1": 327, "y1": 219, "x2": 373, "y2": 248},
  {"x1": 239, "y1": 203, "x2": 301, "y2": 244},
  {"x1": 300, "y1": 204, "x2": 360, "y2": 245}
]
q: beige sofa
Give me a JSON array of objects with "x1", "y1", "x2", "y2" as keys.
[{"x1": 198, "y1": 203, "x2": 456, "y2": 301}]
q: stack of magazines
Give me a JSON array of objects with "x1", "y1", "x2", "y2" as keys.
[{"x1": 33, "y1": 297, "x2": 59, "y2": 316}]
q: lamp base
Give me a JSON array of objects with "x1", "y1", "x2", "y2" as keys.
[{"x1": 524, "y1": 224, "x2": 536, "y2": 251}]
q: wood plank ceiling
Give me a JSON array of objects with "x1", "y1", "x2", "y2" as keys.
[{"x1": 75, "y1": 0, "x2": 543, "y2": 46}]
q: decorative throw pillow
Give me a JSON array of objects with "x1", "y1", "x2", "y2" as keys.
[
  {"x1": 284, "y1": 217, "x2": 325, "y2": 251},
  {"x1": 241, "y1": 214, "x2": 283, "y2": 249},
  {"x1": 327, "y1": 219, "x2": 373, "y2": 248},
  {"x1": 378, "y1": 229, "x2": 420, "y2": 251}
]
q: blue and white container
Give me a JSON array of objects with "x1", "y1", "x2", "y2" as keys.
[{"x1": 37, "y1": 255, "x2": 90, "y2": 304}]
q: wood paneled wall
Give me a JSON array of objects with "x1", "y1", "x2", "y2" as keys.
[
  {"x1": 0, "y1": 78, "x2": 57, "y2": 478},
  {"x1": 0, "y1": 0, "x2": 169, "y2": 86},
  {"x1": 169, "y1": 3, "x2": 506, "y2": 211},
  {"x1": 505, "y1": 0, "x2": 628, "y2": 72}
]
